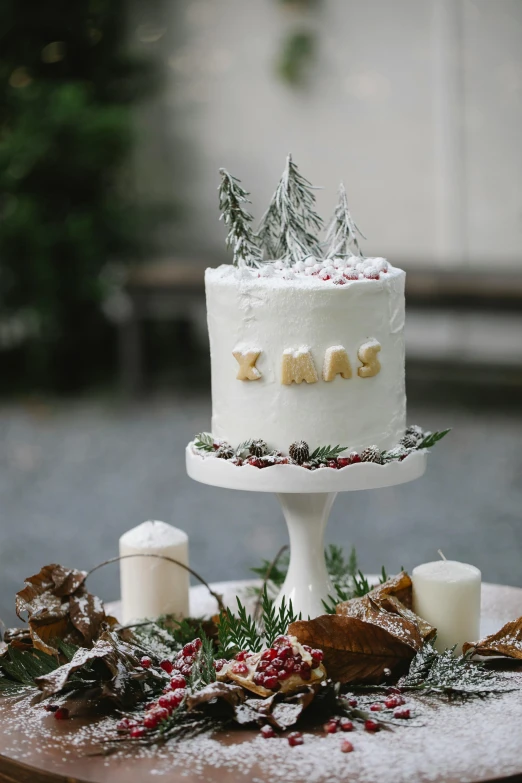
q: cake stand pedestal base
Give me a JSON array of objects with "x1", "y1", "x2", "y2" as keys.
[{"x1": 276, "y1": 492, "x2": 336, "y2": 618}]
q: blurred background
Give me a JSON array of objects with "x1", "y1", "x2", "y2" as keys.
[{"x1": 0, "y1": 0, "x2": 521, "y2": 626}]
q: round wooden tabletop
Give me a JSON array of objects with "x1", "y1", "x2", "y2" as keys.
[{"x1": 1, "y1": 581, "x2": 521, "y2": 783}]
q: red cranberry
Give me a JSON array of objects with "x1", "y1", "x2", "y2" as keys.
[
  {"x1": 232, "y1": 661, "x2": 249, "y2": 675},
  {"x1": 54, "y1": 707, "x2": 69, "y2": 721},
  {"x1": 158, "y1": 694, "x2": 175, "y2": 711},
  {"x1": 180, "y1": 663, "x2": 192, "y2": 676},
  {"x1": 170, "y1": 674, "x2": 187, "y2": 690},
  {"x1": 370, "y1": 703, "x2": 383, "y2": 712},
  {"x1": 140, "y1": 656, "x2": 152, "y2": 669},
  {"x1": 350, "y1": 452, "x2": 361, "y2": 464},
  {"x1": 288, "y1": 731, "x2": 304, "y2": 747},
  {"x1": 182, "y1": 642, "x2": 195, "y2": 656},
  {"x1": 337, "y1": 457, "x2": 351, "y2": 468},
  {"x1": 193, "y1": 638, "x2": 203, "y2": 651},
  {"x1": 324, "y1": 720, "x2": 338, "y2": 734},
  {"x1": 386, "y1": 686, "x2": 402, "y2": 695},
  {"x1": 130, "y1": 726, "x2": 147, "y2": 738},
  {"x1": 184, "y1": 655, "x2": 195, "y2": 667},
  {"x1": 260, "y1": 725, "x2": 276, "y2": 739},
  {"x1": 160, "y1": 659, "x2": 174, "y2": 674},
  {"x1": 169, "y1": 688, "x2": 186, "y2": 707},
  {"x1": 327, "y1": 459, "x2": 339, "y2": 468},
  {"x1": 263, "y1": 676, "x2": 279, "y2": 690},
  {"x1": 394, "y1": 708, "x2": 411, "y2": 719},
  {"x1": 340, "y1": 718, "x2": 354, "y2": 732},
  {"x1": 364, "y1": 719, "x2": 380, "y2": 732},
  {"x1": 341, "y1": 740, "x2": 354, "y2": 753}
]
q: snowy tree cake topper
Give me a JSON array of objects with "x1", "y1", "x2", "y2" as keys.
[{"x1": 218, "y1": 155, "x2": 366, "y2": 268}]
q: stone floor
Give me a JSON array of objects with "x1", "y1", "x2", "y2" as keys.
[{"x1": 0, "y1": 392, "x2": 521, "y2": 628}]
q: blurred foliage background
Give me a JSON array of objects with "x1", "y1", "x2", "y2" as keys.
[{"x1": 0, "y1": 0, "x2": 164, "y2": 393}]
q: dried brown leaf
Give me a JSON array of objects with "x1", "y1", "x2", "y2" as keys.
[
  {"x1": 463, "y1": 617, "x2": 522, "y2": 659},
  {"x1": 269, "y1": 687, "x2": 316, "y2": 729},
  {"x1": 69, "y1": 591, "x2": 105, "y2": 646},
  {"x1": 289, "y1": 614, "x2": 415, "y2": 684},
  {"x1": 186, "y1": 681, "x2": 246, "y2": 712}
]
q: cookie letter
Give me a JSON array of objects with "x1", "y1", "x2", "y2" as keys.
[
  {"x1": 357, "y1": 339, "x2": 381, "y2": 378},
  {"x1": 282, "y1": 347, "x2": 319, "y2": 385},
  {"x1": 233, "y1": 349, "x2": 262, "y2": 381},
  {"x1": 323, "y1": 346, "x2": 352, "y2": 381}
]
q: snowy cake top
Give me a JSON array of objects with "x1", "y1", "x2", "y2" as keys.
[{"x1": 217, "y1": 154, "x2": 399, "y2": 281}]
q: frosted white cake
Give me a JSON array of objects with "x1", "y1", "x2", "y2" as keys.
[{"x1": 206, "y1": 260, "x2": 406, "y2": 454}]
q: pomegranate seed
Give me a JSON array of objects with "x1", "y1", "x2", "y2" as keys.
[
  {"x1": 300, "y1": 661, "x2": 311, "y2": 672},
  {"x1": 340, "y1": 718, "x2": 354, "y2": 732},
  {"x1": 182, "y1": 642, "x2": 195, "y2": 656},
  {"x1": 278, "y1": 646, "x2": 292, "y2": 660},
  {"x1": 394, "y1": 708, "x2": 411, "y2": 719},
  {"x1": 347, "y1": 697, "x2": 358, "y2": 707},
  {"x1": 300, "y1": 668, "x2": 312, "y2": 680},
  {"x1": 271, "y1": 657, "x2": 285, "y2": 670},
  {"x1": 261, "y1": 648, "x2": 278, "y2": 661},
  {"x1": 117, "y1": 718, "x2": 137, "y2": 731},
  {"x1": 302, "y1": 645, "x2": 312, "y2": 652},
  {"x1": 324, "y1": 720, "x2": 338, "y2": 734},
  {"x1": 288, "y1": 731, "x2": 304, "y2": 747},
  {"x1": 260, "y1": 725, "x2": 276, "y2": 739},
  {"x1": 278, "y1": 669, "x2": 291, "y2": 680},
  {"x1": 364, "y1": 719, "x2": 380, "y2": 732},
  {"x1": 284, "y1": 658, "x2": 295, "y2": 672},
  {"x1": 232, "y1": 661, "x2": 249, "y2": 675},
  {"x1": 264, "y1": 666, "x2": 278, "y2": 677},
  {"x1": 341, "y1": 740, "x2": 354, "y2": 753},
  {"x1": 263, "y1": 676, "x2": 279, "y2": 690},
  {"x1": 140, "y1": 656, "x2": 152, "y2": 669},
  {"x1": 170, "y1": 674, "x2": 187, "y2": 690},
  {"x1": 130, "y1": 726, "x2": 147, "y2": 738},
  {"x1": 274, "y1": 635, "x2": 290, "y2": 647},
  {"x1": 254, "y1": 672, "x2": 266, "y2": 686},
  {"x1": 160, "y1": 659, "x2": 174, "y2": 674},
  {"x1": 258, "y1": 660, "x2": 270, "y2": 672},
  {"x1": 311, "y1": 649, "x2": 324, "y2": 665},
  {"x1": 235, "y1": 650, "x2": 249, "y2": 661},
  {"x1": 350, "y1": 452, "x2": 361, "y2": 464},
  {"x1": 384, "y1": 696, "x2": 404, "y2": 709},
  {"x1": 54, "y1": 707, "x2": 69, "y2": 721},
  {"x1": 370, "y1": 703, "x2": 383, "y2": 712},
  {"x1": 213, "y1": 659, "x2": 227, "y2": 672}
]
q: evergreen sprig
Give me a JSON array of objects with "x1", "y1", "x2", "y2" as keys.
[
  {"x1": 260, "y1": 586, "x2": 300, "y2": 647},
  {"x1": 217, "y1": 589, "x2": 300, "y2": 655},
  {"x1": 325, "y1": 182, "x2": 366, "y2": 258},
  {"x1": 194, "y1": 432, "x2": 215, "y2": 452},
  {"x1": 417, "y1": 429, "x2": 451, "y2": 449},
  {"x1": 400, "y1": 641, "x2": 507, "y2": 697},
  {"x1": 235, "y1": 439, "x2": 253, "y2": 458},
  {"x1": 218, "y1": 169, "x2": 262, "y2": 268},
  {"x1": 257, "y1": 154, "x2": 323, "y2": 263},
  {"x1": 310, "y1": 444, "x2": 348, "y2": 463},
  {"x1": 0, "y1": 639, "x2": 77, "y2": 691}
]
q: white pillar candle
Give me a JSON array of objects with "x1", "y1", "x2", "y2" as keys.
[
  {"x1": 412, "y1": 560, "x2": 481, "y2": 654},
  {"x1": 119, "y1": 520, "x2": 189, "y2": 624}
]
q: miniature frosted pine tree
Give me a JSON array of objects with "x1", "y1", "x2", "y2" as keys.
[
  {"x1": 325, "y1": 182, "x2": 366, "y2": 258},
  {"x1": 257, "y1": 154, "x2": 323, "y2": 264},
  {"x1": 218, "y1": 169, "x2": 262, "y2": 268}
]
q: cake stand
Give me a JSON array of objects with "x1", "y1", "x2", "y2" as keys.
[{"x1": 186, "y1": 445, "x2": 427, "y2": 617}]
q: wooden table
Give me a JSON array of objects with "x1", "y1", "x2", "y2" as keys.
[{"x1": 1, "y1": 581, "x2": 521, "y2": 783}]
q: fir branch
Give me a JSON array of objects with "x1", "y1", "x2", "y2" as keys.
[
  {"x1": 400, "y1": 641, "x2": 508, "y2": 697},
  {"x1": 416, "y1": 429, "x2": 451, "y2": 450},
  {"x1": 218, "y1": 169, "x2": 262, "y2": 268},
  {"x1": 325, "y1": 182, "x2": 366, "y2": 258},
  {"x1": 250, "y1": 551, "x2": 289, "y2": 590},
  {"x1": 257, "y1": 154, "x2": 323, "y2": 263},
  {"x1": 260, "y1": 586, "x2": 300, "y2": 647},
  {"x1": 309, "y1": 444, "x2": 348, "y2": 463},
  {"x1": 194, "y1": 432, "x2": 215, "y2": 452},
  {"x1": 0, "y1": 646, "x2": 60, "y2": 687}
]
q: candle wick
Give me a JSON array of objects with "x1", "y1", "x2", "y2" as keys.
[{"x1": 437, "y1": 549, "x2": 447, "y2": 561}]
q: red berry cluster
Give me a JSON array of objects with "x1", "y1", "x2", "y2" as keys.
[
  {"x1": 306, "y1": 268, "x2": 386, "y2": 284},
  {"x1": 163, "y1": 637, "x2": 203, "y2": 678},
  {"x1": 250, "y1": 636, "x2": 323, "y2": 691},
  {"x1": 239, "y1": 453, "x2": 363, "y2": 470}
]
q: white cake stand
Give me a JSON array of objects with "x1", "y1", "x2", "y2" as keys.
[{"x1": 186, "y1": 444, "x2": 427, "y2": 618}]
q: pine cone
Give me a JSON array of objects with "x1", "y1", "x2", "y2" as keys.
[
  {"x1": 400, "y1": 433, "x2": 419, "y2": 449},
  {"x1": 405, "y1": 425, "x2": 424, "y2": 441},
  {"x1": 249, "y1": 439, "x2": 268, "y2": 458},
  {"x1": 360, "y1": 445, "x2": 384, "y2": 464},
  {"x1": 215, "y1": 444, "x2": 235, "y2": 460},
  {"x1": 289, "y1": 440, "x2": 310, "y2": 465}
]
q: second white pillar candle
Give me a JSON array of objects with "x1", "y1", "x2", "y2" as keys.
[
  {"x1": 119, "y1": 520, "x2": 189, "y2": 625},
  {"x1": 412, "y1": 559, "x2": 481, "y2": 654}
]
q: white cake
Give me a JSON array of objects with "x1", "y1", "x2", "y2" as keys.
[{"x1": 205, "y1": 259, "x2": 406, "y2": 455}]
